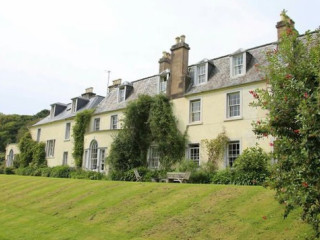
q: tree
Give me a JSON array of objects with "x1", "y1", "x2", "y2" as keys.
[
  {"x1": 251, "y1": 12, "x2": 320, "y2": 236},
  {"x1": 108, "y1": 94, "x2": 186, "y2": 172}
]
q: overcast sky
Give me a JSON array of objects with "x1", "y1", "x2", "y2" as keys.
[{"x1": 0, "y1": 0, "x2": 319, "y2": 115}]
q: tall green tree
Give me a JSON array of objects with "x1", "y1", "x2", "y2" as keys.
[
  {"x1": 251, "y1": 13, "x2": 320, "y2": 236},
  {"x1": 108, "y1": 94, "x2": 186, "y2": 172}
]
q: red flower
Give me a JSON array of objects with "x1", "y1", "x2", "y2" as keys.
[
  {"x1": 302, "y1": 182, "x2": 308, "y2": 188},
  {"x1": 304, "y1": 92, "x2": 309, "y2": 98},
  {"x1": 254, "y1": 64, "x2": 259, "y2": 67},
  {"x1": 257, "y1": 120, "x2": 261, "y2": 124},
  {"x1": 293, "y1": 129, "x2": 300, "y2": 134},
  {"x1": 262, "y1": 216, "x2": 267, "y2": 220},
  {"x1": 263, "y1": 133, "x2": 268, "y2": 137},
  {"x1": 269, "y1": 142, "x2": 274, "y2": 147},
  {"x1": 249, "y1": 90, "x2": 254, "y2": 94},
  {"x1": 285, "y1": 74, "x2": 292, "y2": 79}
]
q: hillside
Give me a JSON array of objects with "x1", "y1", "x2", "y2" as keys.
[{"x1": 0, "y1": 175, "x2": 313, "y2": 240}]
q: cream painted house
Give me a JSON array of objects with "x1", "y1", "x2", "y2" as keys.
[{"x1": 6, "y1": 14, "x2": 297, "y2": 172}]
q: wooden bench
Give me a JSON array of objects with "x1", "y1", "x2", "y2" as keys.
[{"x1": 165, "y1": 172, "x2": 191, "y2": 183}]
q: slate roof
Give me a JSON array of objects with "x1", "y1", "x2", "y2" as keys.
[
  {"x1": 95, "y1": 75, "x2": 159, "y2": 114},
  {"x1": 33, "y1": 95, "x2": 104, "y2": 126},
  {"x1": 33, "y1": 41, "x2": 277, "y2": 125}
]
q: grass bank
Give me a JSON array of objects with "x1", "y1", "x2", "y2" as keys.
[{"x1": 0, "y1": 175, "x2": 313, "y2": 239}]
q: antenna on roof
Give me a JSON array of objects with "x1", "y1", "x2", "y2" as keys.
[{"x1": 105, "y1": 70, "x2": 111, "y2": 95}]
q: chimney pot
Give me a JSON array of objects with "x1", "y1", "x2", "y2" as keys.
[
  {"x1": 175, "y1": 37, "x2": 180, "y2": 44},
  {"x1": 85, "y1": 87, "x2": 93, "y2": 93},
  {"x1": 180, "y1": 35, "x2": 185, "y2": 43}
]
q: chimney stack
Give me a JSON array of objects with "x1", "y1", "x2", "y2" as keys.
[
  {"x1": 81, "y1": 87, "x2": 96, "y2": 99},
  {"x1": 276, "y1": 10, "x2": 297, "y2": 40},
  {"x1": 158, "y1": 51, "x2": 171, "y2": 73},
  {"x1": 167, "y1": 35, "x2": 190, "y2": 99},
  {"x1": 108, "y1": 79, "x2": 122, "y2": 92}
]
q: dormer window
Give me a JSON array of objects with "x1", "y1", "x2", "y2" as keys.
[
  {"x1": 118, "y1": 87, "x2": 125, "y2": 102},
  {"x1": 230, "y1": 50, "x2": 252, "y2": 78},
  {"x1": 72, "y1": 99, "x2": 77, "y2": 113},
  {"x1": 196, "y1": 64, "x2": 206, "y2": 85},
  {"x1": 189, "y1": 60, "x2": 210, "y2": 86},
  {"x1": 233, "y1": 54, "x2": 244, "y2": 76}
]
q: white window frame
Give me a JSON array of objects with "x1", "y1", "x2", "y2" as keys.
[
  {"x1": 72, "y1": 99, "x2": 78, "y2": 113},
  {"x1": 50, "y1": 105, "x2": 56, "y2": 118},
  {"x1": 226, "y1": 140, "x2": 241, "y2": 167},
  {"x1": 158, "y1": 76, "x2": 167, "y2": 94},
  {"x1": 99, "y1": 148, "x2": 106, "y2": 171},
  {"x1": 118, "y1": 87, "x2": 125, "y2": 102},
  {"x1": 188, "y1": 143, "x2": 200, "y2": 166},
  {"x1": 89, "y1": 140, "x2": 98, "y2": 170},
  {"x1": 7, "y1": 149, "x2": 14, "y2": 167},
  {"x1": 189, "y1": 98, "x2": 202, "y2": 123},
  {"x1": 148, "y1": 146, "x2": 160, "y2": 169},
  {"x1": 93, "y1": 118, "x2": 100, "y2": 131},
  {"x1": 195, "y1": 63, "x2": 207, "y2": 85},
  {"x1": 230, "y1": 53, "x2": 246, "y2": 78},
  {"x1": 110, "y1": 115, "x2": 118, "y2": 130},
  {"x1": 62, "y1": 151, "x2": 68, "y2": 165},
  {"x1": 46, "y1": 139, "x2": 56, "y2": 158},
  {"x1": 36, "y1": 128, "x2": 41, "y2": 142},
  {"x1": 225, "y1": 90, "x2": 242, "y2": 120},
  {"x1": 65, "y1": 122, "x2": 71, "y2": 140}
]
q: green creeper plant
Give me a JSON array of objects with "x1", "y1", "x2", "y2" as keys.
[
  {"x1": 202, "y1": 131, "x2": 229, "y2": 171},
  {"x1": 72, "y1": 109, "x2": 93, "y2": 168},
  {"x1": 251, "y1": 11, "x2": 320, "y2": 237}
]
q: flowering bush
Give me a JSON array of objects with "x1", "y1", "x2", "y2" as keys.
[{"x1": 251, "y1": 15, "x2": 320, "y2": 236}]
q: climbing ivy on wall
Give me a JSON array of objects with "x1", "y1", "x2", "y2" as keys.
[
  {"x1": 108, "y1": 94, "x2": 186, "y2": 172},
  {"x1": 72, "y1": 109, "x2": 93, "y2": 168}
]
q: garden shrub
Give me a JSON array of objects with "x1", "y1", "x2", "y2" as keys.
[
  {"x1": 189, "y1": 170, "x2": 213, "y2": 184},
  {"x1": 233, "y1": 146, "x2": 270, "y2": 185},
  {"x1": 70, "y1": 169, "x2": 106, "y2": 180},
  {"x1": 211, "y1": 169, "x2": 234, "y2": 185},
  {"x1": 49, "y1": 166, "x2": 73, "y2": 178},
  {"x1": 4, "y1": 167, "x2": 15, "y2": 175}
]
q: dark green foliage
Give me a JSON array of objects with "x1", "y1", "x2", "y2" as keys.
[
  {"x1": 4, "y1": 167, "x2": 15, "y2": 175},
  {"x1": 189, "y1": 170, "x2": 213, "y2": 184},
  {"x1": 251, "y1": 15, "x2": 320, "y2": 236},
  {"x1": 0, "y1": 109, "x2": 49, "y2": 154},
  {"x1": 49, "y1": 166, "x2": 72, "y2": 178},
  {"x1": 72, "y1": 110, "x2": 93, "y2": 167},
  {"x1": 0, "y1": 152, "x2": 4, "y2": 165},
  {"x1": 211, "y1": 169, "x2": 234, "y2": 185},
  {"x1": 108, "y1": 95, "x2": 186, "y2": 172},
  {"x1": 18, "y1": 132, "x2": 36, "y2": 167},
  {"x1": 149, "y1": 95, "x2": 186, "y2": 169},
  {"x1": 70, "y1": 169, "x2": 106, "y2": 180},
  {"x1": 18, "y1": 132, "x2": 46, "y2": 168},
  {"x1": 233, "y1": 146, "x2": 270, "y2": 185}
]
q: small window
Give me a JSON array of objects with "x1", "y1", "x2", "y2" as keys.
[
  {"x1": 232, "y1": 54, "x2": 244, "y2": 77},
  {"x1": 93, "y1": 118, "x2": 100, "y2": 131},
  {"x1": 110, "y1": 115, "x2": 118, "y2": 130},
  {"x1": 65, "y1": 123, "x2": 71, "y2": 140},
  {"x1": 227, "y1": 92, "x2": 240, "y2": 118},
  {"x1": 90, "y1": 140, "x2": 98, "y2": 170},
  {"x1": 46, "y1": 139, "x2": 56, "y2": 157},
  {"x1": 190, "y1": 99, "x2": 201, "y2": 123},
  {"x1": 148, "y1": 146, "x2": 160, "y2": 169},
  {"x1": 118, "y1": 88, "x2": 125, "y2": 102},
  {"x1": 196, "y1": 64, "x2": 206, "y2": 85},
  {"x1": 227, "y1": 141, "x2": 240, "y2": 167},
  {"x1": 62, "y1": 152, "x2": 68, "y2": 165},
  {"x1": 36, "y1": 128, "x2": 41, "y2": 142},
  {"x1": 159, "y1": 77, "x2": 167, "y2": 94},
  {"x1": 72, "y1": 99, "x2": 77, "y2": 113},
  {"x1": 188, "y1": 144, "x2": 200, "y2": 166},
  {"x1": 100, "y1": 149, "x2": 106, "y2": 171}
]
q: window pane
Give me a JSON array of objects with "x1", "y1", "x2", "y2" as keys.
[
  {"x1": 190, "y1": 100, "x2": 201, "y2": 122},
  {"x1": 227, "y1": 92, "x2": 240, "y2": 118},
  {"x1": 228, "y1": 141, "x2": 240, "y2": 167},
  {"x1": 189, "y1": 144, "x2": 200, "y2": 166}
]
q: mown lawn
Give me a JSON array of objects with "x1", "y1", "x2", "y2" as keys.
[{"x1": 0, "y1": 175, "x2": 313, "y2": 240}]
